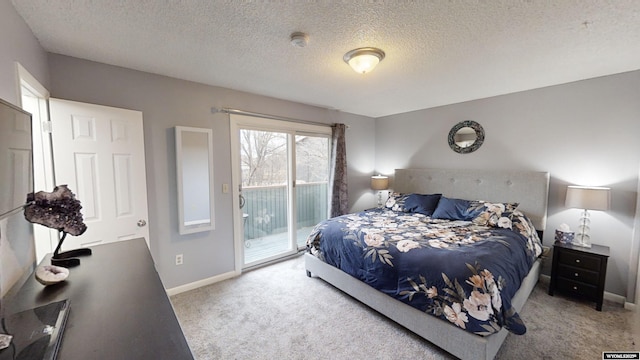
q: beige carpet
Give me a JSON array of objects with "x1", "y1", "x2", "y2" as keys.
[{"x1": 171, "y1": 255, "x2": 639, "y2": 359}]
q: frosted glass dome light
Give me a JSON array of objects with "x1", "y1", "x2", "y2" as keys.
[{"x1": 343, "y1": 47, "x2": 385, "y2": 74}]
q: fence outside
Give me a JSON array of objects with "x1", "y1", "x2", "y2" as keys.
[{"x1": 242, "y1": 182, "x2": 328, "y2": 240}]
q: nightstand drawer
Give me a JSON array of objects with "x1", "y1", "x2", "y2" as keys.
[
  {"x1": 557, "y1": 264, "x2": 600, "y2": 285},
  {"x1": 557, "y1": 250, "x2": 601, "y2": 271},
  {"x1": 556, "y1": 278, "x2": 598, "y2": 299},
  {"x1": 549, "y1": 243, "x2": 609, "y2": 311}
]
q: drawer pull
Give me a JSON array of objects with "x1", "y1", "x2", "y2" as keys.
[{"x1": 575, "y1": 259, "x2": 581, "y2": 263}]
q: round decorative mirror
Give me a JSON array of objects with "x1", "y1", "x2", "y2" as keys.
[{"x1": 448, "y1": 120, "x2": 484, "y2": 154}]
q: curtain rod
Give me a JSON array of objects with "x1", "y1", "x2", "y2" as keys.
[{"x1": 211, "y1": 107, "x2": 347, "y2": 128}]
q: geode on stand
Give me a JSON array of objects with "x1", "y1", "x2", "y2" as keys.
[
  {"x1": 24, "y1": 185, "x2": 89, "y2": 269},
  {"x1": 24, "y1": 185, "x2": 87, "y2": 236}
]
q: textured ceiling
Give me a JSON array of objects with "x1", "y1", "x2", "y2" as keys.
[{"x1": 11, "y1": 1, "x2": 640, "y2": 118}]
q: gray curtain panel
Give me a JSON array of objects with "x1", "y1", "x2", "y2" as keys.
[{"x1": 329, "y1": 123, "x2": 348, "y2": 217}]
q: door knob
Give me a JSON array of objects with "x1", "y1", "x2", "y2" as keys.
[{"x1": 137, "y1": 219, "x2": 147, "y2": 227}]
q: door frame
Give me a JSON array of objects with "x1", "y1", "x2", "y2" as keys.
[
  {"x1": 15, "y1": 62, "x2": 58, "y2": 262},
  {"x1": 229, "y1": 114, "x2": 331, "y2": 273}
]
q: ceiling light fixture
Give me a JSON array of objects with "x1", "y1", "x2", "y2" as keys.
[{"x1": 343, "y1": 47, "x2": 385, "y2": 74}]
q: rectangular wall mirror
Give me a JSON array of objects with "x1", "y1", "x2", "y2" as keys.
[{"x1": 175, "y1": 126, "x2": 214, "y2": 234}]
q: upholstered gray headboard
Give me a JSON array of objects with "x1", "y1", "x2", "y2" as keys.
[{"x1": 393, "y1": 168, "x2": 550, "y2": 231}]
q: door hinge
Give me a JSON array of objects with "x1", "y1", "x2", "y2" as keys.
[{"x1": 42, "y1": 121, "x2": 52, "y2": 133}]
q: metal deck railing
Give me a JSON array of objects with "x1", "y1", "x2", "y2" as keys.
[{"x1": 242, "y1": 182, "x2": 327, "y2": 263}]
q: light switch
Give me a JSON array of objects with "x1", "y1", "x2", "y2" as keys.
[{"x1": 222, "y1": 183, "x2": 229, "y2": 193}]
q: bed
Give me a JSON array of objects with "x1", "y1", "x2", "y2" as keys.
[{"x1": 305, "y1": 168, "x2": 550, "y2": 360}]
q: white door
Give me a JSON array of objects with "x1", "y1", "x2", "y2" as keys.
[{"x1": 49, "y1": 99, "x2": 149, "y2": 250}]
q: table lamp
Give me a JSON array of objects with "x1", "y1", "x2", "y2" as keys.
[
  {"x1": 370, "y1": 175, "x2": 389, "y2": 208},
  {"x1": 565, "y1": 185, "x2": 611, "y2": 248}
]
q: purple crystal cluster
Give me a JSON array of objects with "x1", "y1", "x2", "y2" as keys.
[{"x1": 24, "y1": 185, "x2": 87, "y2": 236}]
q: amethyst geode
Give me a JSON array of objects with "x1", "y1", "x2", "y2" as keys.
[{"x1": 24, "y1": 185, "x2": 87, "y2": 236}]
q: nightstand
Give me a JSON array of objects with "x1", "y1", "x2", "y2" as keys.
[{"x1": 548, "y1": 242, "x2": 610, "y2": 311}]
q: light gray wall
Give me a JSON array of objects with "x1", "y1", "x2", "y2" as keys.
[
  {"x1": 375, "y1": 71, "x2": 640, "y2": 299},
  {"x1": 47, "y1": 54, "x2": 375, "y2": 288},
  {"x1": 0, "y1": 0, "x2": 49, "y2": 104},
  {"x1": 0, "y1": 0, "x2": 49, "y2": 298}
]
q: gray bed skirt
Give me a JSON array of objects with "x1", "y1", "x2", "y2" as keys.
[{"x1": 305, "y1": 253, "x2": 541, "y2": 360}]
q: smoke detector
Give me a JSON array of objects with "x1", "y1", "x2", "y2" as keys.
[{"x1": 290, "y1": 32, "x2": 309, "y2": 48}]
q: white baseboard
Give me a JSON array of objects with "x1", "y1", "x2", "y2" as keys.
[
  {"x1": 166, "y1": 269, "x2": 240, "y2": 296},
  {"x1": 604, "y1": 291, "x2": 626, "y2": 305},
  {"x1": 166, "y1": 253, "x2": 304, "y2": 296}
]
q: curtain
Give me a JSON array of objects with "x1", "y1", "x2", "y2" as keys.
[{"x1": 329, "y1": 123, "x2": 348, "y2": 217}]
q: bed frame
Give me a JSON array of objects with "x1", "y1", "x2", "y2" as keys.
[{"x1": 305, "y1": 168, "x2": 550, "y2": 360}]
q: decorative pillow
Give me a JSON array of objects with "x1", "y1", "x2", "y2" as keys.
[
  {"x1": 487, "y1": 210, "x2": 516, "y2": 230},
  {"x1": 403, "y1": 193, "x2": 442, "y2": 216},
  {"x1": 431, "y1": 196, "x2": 483, "y2": 221},
  {"x1": 471, "y1": 201, "x2": 520, "y2": 226},
  {"x1": 490, "y1": 209, "x2": 542, "y2": 257},
  {"x1": 385, "y1": 192, "x2": 411, "y2": 212},
  {"x1": 496, "y1": 210, "x2": 527, "y2": 232}
]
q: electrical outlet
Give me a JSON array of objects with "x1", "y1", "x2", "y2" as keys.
[{"x1": 175, "y1": 254, "x2": 183, "y2": 265}]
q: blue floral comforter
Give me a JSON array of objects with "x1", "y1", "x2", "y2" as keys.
[{"x1": 306, "y1": 209, "x2": 542, "y2": 336}]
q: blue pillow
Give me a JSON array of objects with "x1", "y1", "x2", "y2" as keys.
[
  {"x1": 431, "y1": 196, "x2": 482, "y2": 221},
  {"x1": 403, "y1": 193, "x2": 442, "y2": 216}
]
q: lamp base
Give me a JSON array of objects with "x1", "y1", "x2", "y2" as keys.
[
  {"x1": 573, "y1": 240, "x2": 592, "y2": 248},
  {"x1": 573, "y1": 231, "x2": 592, "y2": 248},
  {"x1": 376, "y1": 191, "x2": 385, "y2": 208},
  {"x1": 573, "y1": 209, "x2": 592, "y2": 248}
]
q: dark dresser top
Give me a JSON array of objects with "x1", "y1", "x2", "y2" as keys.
[
  {"x1": 553, "y1": 242, "x2": 610, "y2": 258},
  {"x1": 3, "y1": 238, "x2": 193, "y2": 360}
]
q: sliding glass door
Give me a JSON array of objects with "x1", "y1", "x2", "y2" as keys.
[
  {"x1": 294, "y1": 134, "x2": 329, "y2": 248},
  {"x1": 239, "y1": 128, "x2": 290, "y2": 264},
  {"x1": 230, "y1": 115, "x2": 331, "y2": 269}
]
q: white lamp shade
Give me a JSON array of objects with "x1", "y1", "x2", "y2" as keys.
[
  {"x1": 565, "y1": 186, "x2": 611, "y2": 211},
  {"x1": 371, "y1": 175, "x2": 389, "y2": 190}
]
